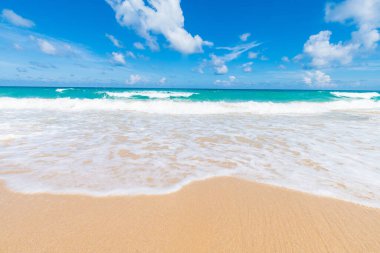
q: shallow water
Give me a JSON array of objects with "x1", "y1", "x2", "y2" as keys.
[{"x1": 0, "y1": 87, "x2": 379, "y2": 208}]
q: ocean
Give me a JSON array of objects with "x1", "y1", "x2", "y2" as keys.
[{"x1": 0, "y1": 87, "x2": 379, "y2": 207}]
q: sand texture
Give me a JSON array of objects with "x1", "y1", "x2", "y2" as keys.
[{"x1": 1, "y1": 177, "x2": 380, "y2": 253}]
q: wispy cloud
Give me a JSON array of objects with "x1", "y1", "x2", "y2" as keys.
[
  {"x1": 105, "y1": 33, "x2": 123, "y2": 48},
  {"x1": 133, "y1": 42, "x2": 145, "y2": 50},
  {"x1": 36, "y1": 38, "x2": 57, "y2": 55},
  {"x1": 1, "y1": 9, "x2": 35, "y2": 28},
  {"x1": 215, "y1": 75, "x2": 237, "y2": 85},
  {"x1": 209, "y1": 42, "x2": 260, "y2": 74},
  {"x1": 242, "y1": 62, "x2": 253, "y2": 72},
  {"x1": 0, "y1": 24, "x2": 146, "y2": 85}
]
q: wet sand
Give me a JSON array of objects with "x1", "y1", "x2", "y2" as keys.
[{"x1": 1, "y1": 177, "x2": 380, "y2": 252}]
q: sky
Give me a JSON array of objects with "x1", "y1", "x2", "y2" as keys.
[{"x1": 0, "y1": 0, "x2": 380, "y2": 89}]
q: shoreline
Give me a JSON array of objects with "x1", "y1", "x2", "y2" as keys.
[
  {"x1": 1, "y1": 175, "x2": 378, "y2": 209},
  {"x1": 1, "y1": 175, "x2": 379, "y2": 209},
  {"x1": 1, "y1": 177, "x2": 380, "y2": 252}
]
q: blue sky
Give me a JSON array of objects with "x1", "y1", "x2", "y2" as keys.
[{"x1": 0, "y1": 0, "x2": 380, "y2": 89}]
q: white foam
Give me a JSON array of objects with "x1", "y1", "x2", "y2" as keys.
[
  {"x1": 331, "y1": 92, "x2": 380, "y2": 99},
  {"x1": 56, "y1": 88, "x2": 73, "y2": 93},
  {"x1": 0, "y1": 97, "x2": 379, "y2": 114},
  {"x1": 104, "y1": 91, "x2": 197, "y2": 99},
  {"x1": 1, "y1": 98, "x2": 380, "y2": 208}
]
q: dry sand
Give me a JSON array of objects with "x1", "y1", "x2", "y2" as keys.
[{"x1": 1, "y1": 177, "x2": 380, "y2": 253}]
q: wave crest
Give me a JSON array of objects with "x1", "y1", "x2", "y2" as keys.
[{"x1": 331, "y1": 92, "x2": 380, "y2": 99}]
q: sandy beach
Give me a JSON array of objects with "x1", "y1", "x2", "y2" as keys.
[{"x1": 0, "y1": 177, "x2": 379, "y2": 253}]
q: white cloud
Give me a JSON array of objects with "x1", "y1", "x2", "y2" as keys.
[
  {"x1": 248, "y1": 51, "x2": 258, "y2": 59},
  {"x1": 159, "y1": 77, "x2": 167, "y2": 84},
  {"x1": 1, "y1": 9, "x2": 35, "y2": 28},
  {"x1": 303, "y1": 0, "x2": 380, "y2": 68},
  {"x1": 303, "y1": 70, "x2": 333, "y2": 87},
  {"x1": 215, "y1": 75, "x2": 237, "y2": 85},
  {"x1": 214, "y1": 64, "x2": 228, "y2": 75},
  {"x1": 36, "y1": 39, "x2": 57, "y2": 55},
  {"x1": 281, "y1": 56, "x2": 290, "y2": 62},
  {"x1": 25, "y1": 34, "x2": 99, "y2": 59},
  {"x1": 133, "y1": 42, "x2": 145, "y2": 50},
  {"x1": 112, "y1": 52, "x2": 126, "y2": 65},
  {"x1": 239, "y1": 33, "x2": 251, "y2": 42},
  {"x1": 125, "y1": 51, "x2": 136, "y2": 59},
  {"x1": 304, "y1": 30, "x2": 357, "y2": 67},
  {"x1": 326, "y1": 0, "x2": 380, "y2": 50},
  {"x1": 211, "y1": 54, "x2": 228, "y2": 74},
  {"x1": 126, "y1": 74, "x2": 142, "y2": 84},
  {"x1": 242, "y1": 62, "x2": 253, "y2": 72},
  {"x1": 106, "y1": 0, "x2": 211, "y2": 54},
  {"x1": 210, "y1": 42, "x2": 260, "y2": 75},
  {"x1": 105, "y1": 33, "x2": 122, "y2": 48},
  {"x1": 293, "y1": 54, "x2": 303, "y2": 62}
]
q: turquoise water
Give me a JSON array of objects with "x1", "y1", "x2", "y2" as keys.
[{"x1": 0, "y1": 87, "x2": 379, "y2": 102}]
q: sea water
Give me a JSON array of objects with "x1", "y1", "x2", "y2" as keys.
[{"x1": 0, "y1": 87, "x2": 379, "y2": 208}]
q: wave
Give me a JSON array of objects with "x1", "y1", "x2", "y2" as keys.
[
  {"x1": 56, "y1": 88, "x2": 73, "y2": 93},
  {"x1": 104, "y1": 91, "x2": 197, "y2": 99},
  {"x1": 0, "y1": 97, "x2": 379, "y2": 114},
  {"x1": 331, "y1": 92, "x2": 380, "y2": 99}
]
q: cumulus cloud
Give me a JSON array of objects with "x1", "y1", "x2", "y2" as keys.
[
  {"x1": 242, "y1": 62, "x2": 253, "y2": 72},
  {"x1": 326, "y1": 0, "x2": 380, "y2": 50},
  {"x1": 126, "y1": 74, "x2": 142, "y2": 84},
  {"x1": 240, "y1": 33, "x2": 251, "y2": 42},
  {"x1": 303, "y1": 70, "x2": 333, "y2": 87},
  {"x1": 105, "y1": 33, "x2": 123, "y2": 48},
  {"x1": 304, "y1": 31, "x2": 357, "y2": 67},
  {"x1": 112, "y1": 52, "x2": 126, "y2": 65},
  {"x1": 106, "y1": 0, "x2": 211, "y2": 54},
  {"x1": 1, "y1": 9, "x2": 35, "y2": 28},
  {"x1": 209, "y1": 42, "x2": 260, "y2": 75},
  {"x1": 211, "y1": 54, "x2": 228, "y2": 74},
  {"x1": 303, "y1": 0, "x2": 380, "y2": 68}
]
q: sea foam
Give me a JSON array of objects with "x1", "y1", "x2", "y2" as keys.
[
  {"x1": 0, "y1": 97, "x2": 379, "y2": 114},
  {"x1": 331, "y1": 91, "x2": 380, "y2": 99},
  {"x1": 0, "y1": 92, "x2": 380, "y2": 208}
]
